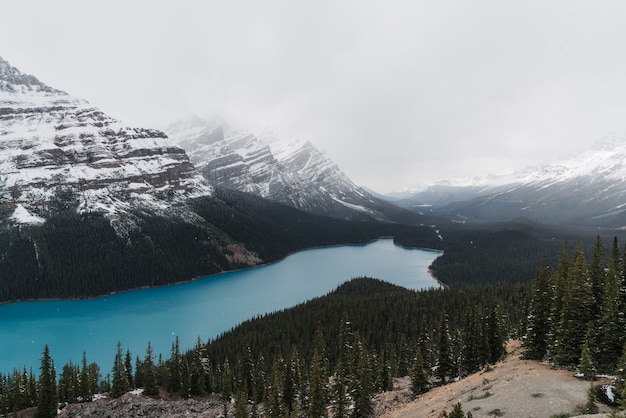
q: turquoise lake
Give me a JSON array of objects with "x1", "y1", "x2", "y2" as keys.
[{"x1": 0, "y1": 238, "x2": 440, "y2": 376}]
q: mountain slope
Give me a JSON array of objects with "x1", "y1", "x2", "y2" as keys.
[
  {"x1": 0, "y1": 57, "x2": 211, "y2": 230},
  {"x1": 0, "y1": 57, "x2": 439, "y2": 303},
  {"x1": 396, "y1": 134, "x2": 626, "y2": 228},
  {"x1": 164, "y1": 114, "x2": 427, "y2": 224}
]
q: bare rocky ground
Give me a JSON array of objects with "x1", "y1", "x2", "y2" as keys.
[
  {"x1": 56, "y1": 341, "x2": 617, "y2": 418},
  {"x1": 380, "y1": 341, "x2": 614, "y2": 418}
]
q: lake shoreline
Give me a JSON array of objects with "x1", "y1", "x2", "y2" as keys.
[{"x1": 0, "y1": 237, "x2": 444, "y2": 306}]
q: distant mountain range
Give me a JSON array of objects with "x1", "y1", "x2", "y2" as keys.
[
  {"x1": 393, "y1": 133, "x2": 626, "y2": 228},
  {"x1": 163, "y1": 114, "x2": 425, "y2": 224}
]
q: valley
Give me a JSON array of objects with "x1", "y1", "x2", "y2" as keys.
[{"x1": 2, "y1": 55, "x2": 626, "y2": 418}]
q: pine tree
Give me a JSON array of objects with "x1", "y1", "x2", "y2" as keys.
[
  {"x1": 486, "y1": 305, "x2": 505, "y2": 364},
  {"x1": 35, "y1": 345, "x2": 57, "y2": 418},
  {"x1": 78, "y1": 352, "x2": 92, "y2": 402},
  {"x1": 597, "y1": 254, "x2": 623, "y2": 372},
  {"x1": 58, "y1": 360, "x2": 78, "y2": 404},
  {"x1": 168, "y1": 336, "x2": 182, "y2": 394},
  {"x1": 190, "y1": 338, "x2": 207, "y2": 396},
  {"x1": 586, "y1": 383, "x2": 599, "y2": 414},
  {"x1": 437, "y1": 310, "x2": 453, "y2": 383},
  {"x1": 234, "y1": 387, "x2": 250, "y2": 418},
  {"x1": 124, "y1": 349, "x2": 134, "y2": 389},
  {"x1": 265, "y1": 358, "x2": 284, "y2": 418},
  {"x1": 309, "y1": 323, "x2": 328, "y2": 418},
  {"x1": 523, "y1": 257, "x2": 551, "y2": 360},
  {"x1": 222, "y1": 358, "x2": 233, "y2": 416},
  {"x1": 589, "y1": 235, "x2": 606, "y2": 322},
  {"x1": 143, "y1": 342, "x2": 158, "y2": 396},
  {"x1": 350, "y1": 332, "x2": 373, "y2": 418},
  {"x1": 410, "y1": 347, "x2": 428, "y2": 395},
  {"x1": 553, "y1": 245, "x2": 594, "y2": 366},
  {"x1": 111, "y1": 341, "x2": 130, "y2": 398},
  {"x1": 548, "y1": 242, "x2": 571, "y2": 356},
  {"x1": 445, "y1": 402, "x2": 466, "y2": 418},
  {"x1": 578, "y1": 340, "x2": 595, "y2": 381}
]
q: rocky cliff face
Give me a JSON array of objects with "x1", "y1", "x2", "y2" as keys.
[
  {"x1": 164, "y1": 115, "x2": 421, "y2": 223},
  {"x1": 0, "y1": 57, "x2": 211, "y2": 225}
]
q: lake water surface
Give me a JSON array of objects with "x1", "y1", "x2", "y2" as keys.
[{"x1": 0, "y1": 238, "x2": 440, "y2": 375}]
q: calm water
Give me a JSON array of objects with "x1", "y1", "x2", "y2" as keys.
[{"x1": 0, "y1": 238, "x2": 440, "y2": 375}]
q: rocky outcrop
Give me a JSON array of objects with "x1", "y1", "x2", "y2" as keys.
[
  {"x1": 57, "y1": 393, "x2": 225, "y2": 418},
  {"x1": 0, "y1": 57, "x2": 211, "y2": 225}
]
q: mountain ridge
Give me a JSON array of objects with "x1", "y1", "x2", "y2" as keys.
[
  {"x1": 164, "y1": 114, "x2": 427, "y2": 224},
  {"x1": 393, "y1": 133, "x2": 626, "y2": 228},
  {"x1": 0, "y1": 56, "x2": 211, "y2": 230}
]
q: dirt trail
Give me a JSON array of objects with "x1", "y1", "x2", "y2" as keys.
[{"x1": 379, "y1": 341, "x2": 613, "y2": 418}]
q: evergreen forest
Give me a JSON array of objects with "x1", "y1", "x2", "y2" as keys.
[{"x1": 4, "y1": 187, "x2": 626, "y2": 416}]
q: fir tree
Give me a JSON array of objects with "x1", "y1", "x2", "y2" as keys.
[
  {"x1": 58, "y1": 360, "x2": 78, "y2": 404},
  {"x1": 169, "y1": 336, "x2": 182, "y2": 394},
  {"x1": 190, "y1": 338, "x2": 207, "y2": 396},
  {"x1": 410, "y1": 347, "x2": 428, "y2": 395},
  {"x1": 222, "y1": 358, "x2": 233, "y2": 416},
  {"x1": 437, "y1": 310, "x2": 453, "y2": 383},
  {"x1": 234, "y1": 387, "x2": 249, "y2": 418},
  {"x1": 309, "y1": 323, "x2": 328, "y2": 418},
  {"x1": 78, "y1": 352, "x2": 92, "y2": 402},
  {"x1": 523, "y1": 257, "x2": 551, "y2": 360},
  {"x1": 586, "y1": 383, "x2": 599, "y2": 414},
  {"x1": 597, "y1": 253, "x2": 623, "y2": 372},
  {"x1": 143, "y1": 342, "x2": 158, "y2": 396},
  {"x1": 111, "y1": 341, "x2": 130, "y2": 398},
  {"x1": 36, "y1": 345, "x2": 57, "y2": 418},
  {"x1": 445, "y1": 402, "x2": 466, "y2": 418},
  {"x1": 578, "y1": 340, "x2": 595, "y2": 381},
  {"x1": 486, "y1": 305, "x2": 505, "y2": 364},
  {"x1": 124, "y1": 349, "x2": 134, "y2": 389},
  {"x1": 351, "y1": 332, "x2": 373, "y2": 418},
  {"x1": 553, "y1": 245, "x2": 594, "y2": 366}
]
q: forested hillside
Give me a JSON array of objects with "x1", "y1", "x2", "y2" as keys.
[
  {"x1": 1, "y1": 278, "x2": 529, "y2": 417},
  {"x1": 0, "y1": 189, "x2": 439, "y2": 302}
]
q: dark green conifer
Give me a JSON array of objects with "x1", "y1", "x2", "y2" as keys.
[
  {"x1": 308, "y1": 323, "x2": 328, "y2": 418},
  {"x1": 586, "y1": 383, "x2": 599, "y2": 414},
  {"x1": 523, "y1": 257, "x2": 551, "y2": 360},
  {"x1": 111, "y1": 341, "x2": 130, "y2": 398},
  {"x1": 143, "y1": 342, "x2": 158, "y2": 396},
  {"x1": 410, "y1": 347, "x2": 428, "y2": 395},
  {"x1": 78, "y1": 352, "x2": 91, "y2": 402},
  {"x1": 169, "y1": 336, "x2": 182, "y2": 394},
  {"x1": 190, "y1": 337, "x2": 207, "y2": 396},
  {"x1": 36, "y1": 345, "x2": 57, "y2": 418},
  {"x1": 350, "y1": 332, "x2": 373, "y2": 418},
  {"x1": 578, "y1": 340, "x2": 595, "y2": 381},
  {"x1": 553, "y1": 245, "x2": 594, "y2": 366},
  {"x1": 437, "y1": 310, "x2": 453, "y2": 383}
]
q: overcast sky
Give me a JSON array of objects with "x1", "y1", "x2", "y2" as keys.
[{"x1": 2, "y1": 1, "x2": 626, "y2": 193}]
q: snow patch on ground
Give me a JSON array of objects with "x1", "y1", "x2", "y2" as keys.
[{"x1": 11, "y1": 204, "x2": 45, "y2": 225}]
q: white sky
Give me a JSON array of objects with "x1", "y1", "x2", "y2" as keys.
[{"x1": 2, "y1": 1, "x2": 626, "y2": 193}]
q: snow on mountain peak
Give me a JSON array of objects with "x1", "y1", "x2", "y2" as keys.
[{"x1": 0, "y1": 58, "x2": 211, "y2": 226}]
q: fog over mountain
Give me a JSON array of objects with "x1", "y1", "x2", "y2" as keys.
[
  {"x1": 3, "y1": 2, "x2": 626, "y2": 193},
  {"x1": 394, "y1": 133, "x2": 626, "y2": 228}
]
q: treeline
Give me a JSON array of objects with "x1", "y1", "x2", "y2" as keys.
[
  {"x1": 0, "y1": 278, "x2": 529, "y2": 417},
  {"x1": 1, "y1": 185, "x2": 606, "y2": 303},
  {"x1": 523, "y1": 236, "x2": 626, "y2": 406},
  {"x1": 0, "y1": 190, "x2": 439, "y2": 302}
]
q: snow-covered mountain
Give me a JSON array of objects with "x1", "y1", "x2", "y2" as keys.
[
  {"x1": 396, "y1": 133, "x2": 626, "y2": 228},
  {"x1": 0, "y1": 57, "x2": 211, "y2": 226},
  {"x1": 164, "y1": 114, "x2": 423, "y2": 223}
]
